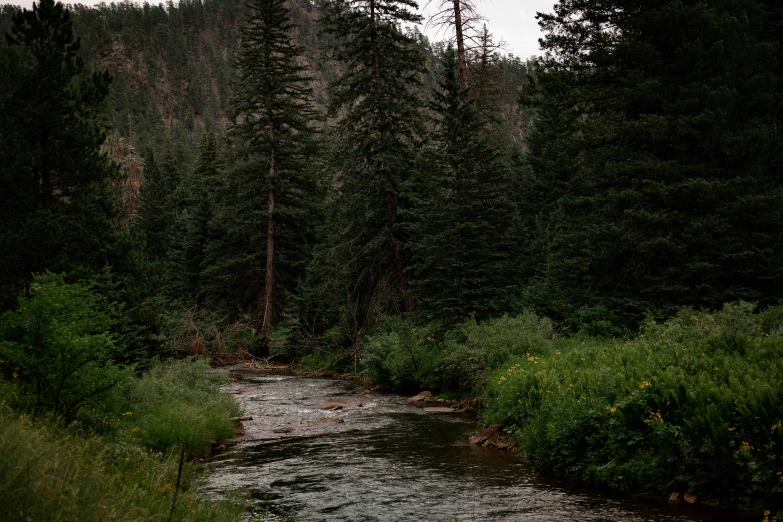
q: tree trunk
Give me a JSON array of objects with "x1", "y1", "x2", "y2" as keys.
[
  {"x1": 452, "y1": 0, "x2": 469, "y2": 92},
  {"x1": 260, "y1": 150, "x2": 275, "y2": 338}
]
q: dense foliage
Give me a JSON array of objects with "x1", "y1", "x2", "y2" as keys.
[
  {"x1": 484, "y1": 303, "x2": 783, "y2": 515},
  {"x1": 520, "y1": 0, "x2": 783, "y2": 330},
  {"x1": 2, "y1": 0, "x2": 783, "y2": 516},
  {"x1": 362, "y1": 303, "x2": 783, "y2": 515}
]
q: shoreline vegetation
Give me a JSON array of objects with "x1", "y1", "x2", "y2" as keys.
[{"x1": 0, "y1": 357, "x2": 247, "y2": 522}]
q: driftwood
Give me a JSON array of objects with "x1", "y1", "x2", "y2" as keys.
[{"x1": 468, "y1": 423, "x2": 517, "y2": 451}]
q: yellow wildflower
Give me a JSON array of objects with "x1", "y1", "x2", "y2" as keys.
[
  {"x1": 162, "y1": 483, "x2": 173, "y2": 492},
  {"x1": 728, "y1": 427, "x2": 736, "y2": 432},
  {"x1": 131, "y1": 427, "x2": 140, "y2": 433},
  {"x1": 12, "y1": 372, "x2": 19, "y2": 379},
  {"x1": 123, "y1": 411, "x2": 133, "y2": 416}
]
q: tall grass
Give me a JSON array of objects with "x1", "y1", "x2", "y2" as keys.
[
  {"x1": 114, "y1": 358, "x2": 242, "y2": 453},
  {"x1": 1, "y1": 358, "x2": 247, "y2": 521},
  {"x1": 0, "y1": 406, "x2": 244, "y2": 522}
]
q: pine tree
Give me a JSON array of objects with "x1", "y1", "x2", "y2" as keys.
[
  {"x1": 310, "y1": 0, "x2": 425, "y2": 340},
  {"x1": 166, "y1": 133, "x2": 222, "y2": 304},
  {"x1": 0, "y1": 0, "x2": 120, "y2": 311},
  {"x1": 408, "y1": 46, "x2": 516, "y2": 325},
  {"x1": 203, "y1": 0, "x2": 319, "y2": 337},
  {"x1": 522, "y1": 0, "x2": 783, "y2": 330}
]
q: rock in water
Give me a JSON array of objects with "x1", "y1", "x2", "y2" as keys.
[
  {"x1": 408, "y1": 391, "x2": 432, "y2": 402},
  {"x1": 319, "y1": 400, "x2": 363, "y2": 410},
  {"x1": 423, "y1": 407, "x2": 455, "y2": 413},
  {"x1": 668, "y1": 492, "x2": 681, "y2": 504},
  {"x1": 683, "y1": 493, "x2": 698, "y2": 504}
]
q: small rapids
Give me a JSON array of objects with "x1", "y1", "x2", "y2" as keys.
[{"x1": 202, "y1": 371, "x2": 747, "y2": 521}]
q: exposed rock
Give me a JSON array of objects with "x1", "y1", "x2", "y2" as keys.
[
  {"x1": 272, "y1": 427, "x2": 293, "y2": 434},
  {"x1": 423, "y1": 407, "x2": 455, "y2": 413},
  {"x1": 408, "y1": 391, "x2": 432, "y2": 402},
  {"x1": 668, "y1": 492, "x2": 681, "y2": 504},
  {"x1": 683, "y1": 493, "x2": 698, "y2": 504},
  {"x1": 315, "y1": 417, "x2": 345, "y2": 424},
  {"x1": 469, "y1": 424, "x2": 504, "y2": 446},
  {"x1": 496, "y1": 440, "x2": 517, "y2": 451},
  {"x1": 319, "y1": 400, "x2": 363, "y2": 410}
]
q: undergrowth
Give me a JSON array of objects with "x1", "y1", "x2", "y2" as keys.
[
  {"x1": 0, "y1": 358, "x2": 247, "y2": 521},
  {"x1": 482, "y1": 302, "x2": 783, "y2": 517}
]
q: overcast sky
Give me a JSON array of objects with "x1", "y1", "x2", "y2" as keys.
[{"x1": 10, "y1": 0, "x2": 556, "y2": 59}]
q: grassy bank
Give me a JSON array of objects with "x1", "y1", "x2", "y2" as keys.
[
  {"x1": 360, "y1": 303, "x2": 783, "y2": 517},
  {"x1": 0, "y1": 358, "x2": 246, "y2": 522}
]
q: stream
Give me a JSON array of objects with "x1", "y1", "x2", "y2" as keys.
[{"x1": 203, "y1": 371, "x2": 750, "y2": 521}]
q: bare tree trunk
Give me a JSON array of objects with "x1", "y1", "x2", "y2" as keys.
[
  {"x1": 452, "y1": 0, "x2": 469, "y2": 92},
  {"x1": 259, "y1": 150, "x2": 275, "y2": 338}
]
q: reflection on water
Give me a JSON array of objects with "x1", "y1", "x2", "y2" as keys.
[{"x1": 202, "y1": 372, "x2": 749, "y2": 521}]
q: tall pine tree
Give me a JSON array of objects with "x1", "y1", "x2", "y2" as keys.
[
  {"x1": 409, "y1": 46, "x2": 516, "y2": 325},
  {"x1": 165, "y1": 132, "x2": 222, "y2": 304},
  {"x1": 307, "y1": 0, "x2": 425, "y2": 343},
  {"x1": 522, "y1": 0, "x2": 783, "y2": 330},
  {"x1": 203, "y1": 0, "x2": 319, "y2": 337},
  {"x1": 0, "y1": 0, "x2": 125, "y2": 311}
]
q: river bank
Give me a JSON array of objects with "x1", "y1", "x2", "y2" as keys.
[{"x1": 203, "y1": 369, "x2": 753, "y2": 521}]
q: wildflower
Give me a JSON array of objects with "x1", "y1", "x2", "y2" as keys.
[
  {"x1": 728, "y1": 427, "x2": 736, "y2": 432},
  {"x1": 773, "y1": 421, "x2": 782, "y2": 431},
  {"x1": 742, "y1": 441, "x2": 754, "y2": 451},
  {"x1": 714, "y1": 367, "x2": 719, "y2": 371},
  {"x1": 12, "y1": 372, "x2": 19, "y2": 379},
  {"x1": 123, "y1": 411, "x2": 133, "y2": 416},
  {"x1": 162, "y1": 483, "x2": 173, "y2": 492},
  {"x1": 131, "y1": 427, "x2": 140, "y2": 433},
  {"x1": 611, "y1": 408, "x2": 616, "y2": 414},
  {"x1": 639, "y1": 381, "x2": 651, "y2": 389}
]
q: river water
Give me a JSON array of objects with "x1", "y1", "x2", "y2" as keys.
[{"x1": 203, "y1": 371, "x2": 749, "y2": 521}]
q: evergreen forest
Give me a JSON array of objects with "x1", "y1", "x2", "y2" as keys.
[{"x1": 1, "y1": 0, "x2": 783, "y2": 519}]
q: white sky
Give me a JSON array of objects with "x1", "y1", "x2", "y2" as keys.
[{"x1": 10, "y1": 0, "x2": 556, "y2": 59}]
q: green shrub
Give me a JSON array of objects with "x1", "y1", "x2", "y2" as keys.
[
  {"x1": 0, "y1": 273, "x2": 131, "y2": 421},
  {"x1": 483, "y1": 302, "x2": 783, "y2": 516},
  {"x1": 361, "y1": 316, "x2": 446, "y2": 393},
  {"x1": 0, "y1": 405, "x2": 244, "y2": 522},
  {"x1": 361, "y1": 312, "x2": 554, "y2": 393},
  {"x1": 113, "y1": 358, "x2": 242, "y2": 453}
]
